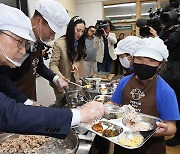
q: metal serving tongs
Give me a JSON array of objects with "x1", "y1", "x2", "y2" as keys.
[
  {"x1": 69, "y1": 81, "x2": 92, "y2": 89},
  {"x1": 69, "y1": 81, "x2": 84, "y2": 88}
]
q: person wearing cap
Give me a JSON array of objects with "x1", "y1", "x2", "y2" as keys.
[
  {"x1": 0, "y1": 0, "x2": 70, "y2": 104},
  {"x1": 107, "y1": 37, "x2": 180, "y2": 153},
  {"x1": 49, "y1": 16, "x2": 86, "y2": 100},
  {"x1": 0, "y1": 3, "x2": 105, "y2": 138},
  {"x1": 115, "y1": 36, "x2": 141, "y2": 76}
]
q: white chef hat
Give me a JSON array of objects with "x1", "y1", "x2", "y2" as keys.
[
  {"x1": 35, "y1": 0, "x2": 70, "y2": 34},
  {"x1": 0, "y1": 3, "x2": 33, "y2": 41},
  {"x1": 115, "y1": 36, "x2": 141, "y2": 56},
  {"x1": 134, "y1": 37, "x2": 169, "y2": 61}
]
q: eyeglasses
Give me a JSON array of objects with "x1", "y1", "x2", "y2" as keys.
[{"x1": 1, "y1": 31, "x2": 31, "y2": 50}]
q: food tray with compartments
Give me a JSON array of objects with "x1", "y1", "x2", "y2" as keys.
[{"x1": 80, "y1": 113, "x2": 162, "y2": 149}]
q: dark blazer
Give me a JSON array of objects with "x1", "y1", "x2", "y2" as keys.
[
  {"x1": 0, "y1": 42, "x2": 56, "y2": 102},
  {"x1": 0, "y1": 92, "x2": 72, "y2": 139}
]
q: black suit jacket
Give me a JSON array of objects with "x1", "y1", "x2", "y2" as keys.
[{"x1": 0, "y1": 92, "x2": 72, "y2": 138}]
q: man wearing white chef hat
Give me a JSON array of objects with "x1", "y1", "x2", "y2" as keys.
[
  {"x1": 33, "y1": 0, "x2": 70, "y2": 41},
  {"x1": 0, "y1": 3, "x2": 105, "y2": 138},
  {"x1": 0, "y1": 0, "x2": 70, "y2": 105}
]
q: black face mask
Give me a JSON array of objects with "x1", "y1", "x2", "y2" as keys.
[{"x1": 133, "y1": 63, "x2": 158, "y2": 80}]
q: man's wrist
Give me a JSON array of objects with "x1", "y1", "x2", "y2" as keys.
[
  {"x1": 71, "y1": 109, "x2": 81, "y2": 126},
  {"x1": 53, "y1": 75, "x2": 59, "y2": 85}
]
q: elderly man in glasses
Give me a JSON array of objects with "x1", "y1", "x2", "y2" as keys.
[
  {"x1": 0, "y1": 3, "x2": 105, "y2": 138},
  {"x1": 0, "y1": 0, "x2": 69, "y2": 105}
]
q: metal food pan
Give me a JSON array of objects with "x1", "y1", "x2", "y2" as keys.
[{"x1": 0, "y1": 129, "x2": 79, "y2": 154}]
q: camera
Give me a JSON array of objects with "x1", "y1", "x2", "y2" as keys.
[
  {"x1": 160, "y1": 0, "x2": 180, "y2": 25},
  {"x1": 95, "y1": 20, "x2": 109, "y2": 36},
  {"x1": 136, "y1": 0, "x2": 180, "y2": 38},
  {"x1": 136, "y1": 17, "x2": 162, "y2": 37}
]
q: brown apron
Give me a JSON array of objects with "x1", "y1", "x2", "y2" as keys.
[
  {"x1": 14, "y1": 51, "x2": 40, "y2": 101},
  {"x1": 114, "y1": 74, "x2": 166, "y2": 154}
]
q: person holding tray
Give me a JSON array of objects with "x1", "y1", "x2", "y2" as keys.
[{"x1": 109, "y1": 37, "x2": 180, "y2": 154}]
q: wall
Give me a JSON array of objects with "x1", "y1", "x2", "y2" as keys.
[
  {"x1": 58, "y1": 0, "x2": 76, "y2": 17},
  {"x1": 28, "y1": 0, "x2": 76, "y2": 18},
  {"x1": 76, "y1": 0, "x2": 105, "y2": 27}
]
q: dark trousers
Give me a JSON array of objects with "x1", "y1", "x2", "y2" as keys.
[
  {"x1": 113, "y1": 55, "x2": 123, "y2": 75},
  {"x1": 168, "y1": 80, "x2": 180, "y2": 139},
  {"x1": 89, "y1": 135, "x2": 110, "y2": 154},
  {"x1": 97, "y1": 61, "x2": 112, "y2": 73}
]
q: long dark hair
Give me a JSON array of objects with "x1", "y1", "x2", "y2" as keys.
[{"x1": 66, "y1": 16, "x2": 86, "y2": 62}]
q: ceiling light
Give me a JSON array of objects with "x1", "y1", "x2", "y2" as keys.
[
  {"x1": 104, "y1": 3, "x2": 136, "y2": 9},
  {"x1": 106, "y1": 13, "x2": 149, "y2": 18}
]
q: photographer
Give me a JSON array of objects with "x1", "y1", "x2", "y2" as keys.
[
  {"x1": 162, "y1": 26, "x2": 180, "y2": 146},
  {"x1": 93, "y1": 20, "x2": 117, "y2": 73},
  {"x1": 160, "y1": 1, "x2": 180, "y2": 146},
  {"x1": 136, "y1": 0, "x2": 180, "y2": 146}
]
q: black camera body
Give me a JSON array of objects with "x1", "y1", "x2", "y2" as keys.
[
  {"x1": 136, "y1": 17, "x2": 162, "y2": 37},
  {"x1": 160, "y1": 8, "x2": 180, "y2": 25},
  {"x1": 95, "y1": 20, "x2": 109, "y2": 36},
  {"x1": 136, "y1": 0, "x2": 180, "y2": 37}
]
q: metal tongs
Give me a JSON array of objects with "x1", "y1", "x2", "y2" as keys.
[
  {"x1": 69, "y1": 81, "x2": 84, "y2": 88},
  {"x1": 69, "y1": 81, "x2": 92, "y2": 89}
]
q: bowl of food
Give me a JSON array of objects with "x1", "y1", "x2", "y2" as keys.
[
  {"x1": 122, "y1": 114, "x2": 157, "y2": 132},
  {"x1": 99, "y1": 83, "x2": 112, "y2": 94},
  {"x1": 117, "y1": 131, "x2": 144, "y2": 148},
  {"x1": 84, "y1": 78, "x2": 101, "y2": 90},
  {"x1": 93, "y1": 95, "x2": 111, "y2": 104}
]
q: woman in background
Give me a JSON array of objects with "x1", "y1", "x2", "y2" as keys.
[{"x1": 49, "y1": 16, "x2": 86, "y2": 100}]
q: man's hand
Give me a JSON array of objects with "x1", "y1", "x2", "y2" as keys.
[
  {"x1": 102, "y1": 28, "x2": 108, "y2": 37},
  {"x1": 79, "y1": 101, "x2": 105, "y2": 123},
  {"x1": 56, "y1": 77, "x2": 69, "y2": 93},
  {"x1": 149, "y1": 27, "x2": 158, "y2": 37}
]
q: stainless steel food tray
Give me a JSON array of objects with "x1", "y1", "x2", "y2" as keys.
[
  {"x1": 80, "y1": 113, "x2": 162, "y2": 149},
  {"x1": 0, "y1": 129, "x2": 79, "y2": 154}
]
